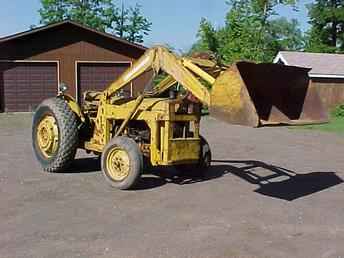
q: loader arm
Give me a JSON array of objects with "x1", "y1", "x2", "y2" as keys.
[
  {"x1": 103, "y1": 46, "x2": 217, "y2": 106},
  {"x1": 147, "y1": 56, "x2": 226, "y2": 97}
]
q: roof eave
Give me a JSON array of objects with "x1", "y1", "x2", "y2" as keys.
[
  {"x1": 0, "y1": 20, "x2": 147, "y2": 51},
  {"x1": 273, "y1": 52, "x2": 289, "y2": 65},
  {"x1": 310, "y1": 74, "x2": 344, "y2": 79}
]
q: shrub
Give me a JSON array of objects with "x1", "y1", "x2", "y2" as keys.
[{"x1": 332, "y1": 104, "x2": 344, "y2": 118}]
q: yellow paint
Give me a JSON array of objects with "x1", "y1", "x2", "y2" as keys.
[
  {"x1": 168, "y1": 139, "x2": 200, "y2": 164},
  {"x1": 36, "y1": 115, "x2": 59, "y2": 158},
  {"x1": 105, "y1": 147, "x2": 130, "y2": 181},
  {"x1": 182, "y1": 58, "x2": 216, "y2": 85},
  {"x1": 211, "y1": 68, "x2": 243, "y2": 111}
]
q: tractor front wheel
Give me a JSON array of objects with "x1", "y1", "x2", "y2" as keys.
[{"x1": 101, "y1": 136, "x2": 143, "y2": 190}]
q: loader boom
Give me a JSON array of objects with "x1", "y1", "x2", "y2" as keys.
[{"x1": 102, "y1": 46, "x2": 221, "y2": 105}]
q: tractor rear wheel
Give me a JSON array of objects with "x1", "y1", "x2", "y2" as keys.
[
  {"x1": 32, "y1": 97, "x2": 79, "y2": 172},
  {"x1": 101, "y1": 136, "x2": 143, "y2": 190}
]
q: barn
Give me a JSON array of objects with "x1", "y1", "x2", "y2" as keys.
[
  {"x1": 0, "y1": 20, "x2": 151, "y2": 112},
  {"x1": 274, "y1": 51, "x2": 344, "y2": 110}
]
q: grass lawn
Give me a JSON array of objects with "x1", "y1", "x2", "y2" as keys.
[{"x1": 290, "y1": 115, "x2": 344, "y2": 134}]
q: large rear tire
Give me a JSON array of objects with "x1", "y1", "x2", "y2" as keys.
[
  {"x1": 32, "y1": 97, "x2": 79, "y2": 172},
  {"x1": 101, "y1": 136, "x2": 143, "y2": 190}
]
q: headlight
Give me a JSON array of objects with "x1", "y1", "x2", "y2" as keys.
[{"x1": 59, "y1": 83, "x2": 68, "y2": 93}]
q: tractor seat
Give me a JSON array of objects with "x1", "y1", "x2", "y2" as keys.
[
  {"x1": 83, "y1": 91, "x2": 102, "y2": 110},
  {"x1": 84, "y1": 91, "x2": 102, "y2": 102}
]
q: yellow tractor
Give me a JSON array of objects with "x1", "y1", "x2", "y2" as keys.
[{"x1": 32, "y1": 46, "x2": 328, "y2": 190}]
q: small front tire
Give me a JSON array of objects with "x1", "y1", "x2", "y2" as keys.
[{"x1": 101, "y1": 136, "x2": 143, "y2": 190}]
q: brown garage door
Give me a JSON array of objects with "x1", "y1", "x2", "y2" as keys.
[
  {"x1": 0, "y1": 62, "x2": 57, "y2": 112},
  {"x1": 77, "y1": 63, "x2": 131, "y2": 103}
]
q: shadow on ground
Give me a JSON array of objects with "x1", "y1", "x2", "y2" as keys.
[
  {"x1": 65, "y1": 157, "x2": 101, "y2": 173},
  {"x1": 66, "y1": 157, "x2": 343, "y2": 201},
  {"x1": 208, "y1": 160, "x2": 343, "y2": 201}
]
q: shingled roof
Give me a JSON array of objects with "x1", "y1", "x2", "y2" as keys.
[{"x1": 274, "y1": 51, "x2": 344, "y2": 78}]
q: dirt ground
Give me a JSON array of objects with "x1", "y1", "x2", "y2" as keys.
[{"x1": 0, "y1": 113, "x2": 343, "y2": 258}]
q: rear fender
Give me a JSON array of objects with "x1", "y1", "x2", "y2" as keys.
[{"x1": 59, "y1": 94, "x2": 85, "y2": 123}]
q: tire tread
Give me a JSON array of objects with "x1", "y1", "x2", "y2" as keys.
[{"x1": 32, "y1": 97, "x2": 79, "y2": 172}]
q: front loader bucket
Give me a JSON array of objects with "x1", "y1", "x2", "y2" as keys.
[{"x1": 210, "y1": 62, "x2": 328, "y2": 127}]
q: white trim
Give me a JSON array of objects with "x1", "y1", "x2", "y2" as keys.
[
  {"x1": 74, "y1": 60, "x2": 132, "y2": 64},
  {"x1": 310, "y1": 74, "x2": 344, "y2": 79},
  {"x1": 273, "y1": 52, "x2": 289, "y2": 65},
  {"x1": 75, "y1": 60, "x2": 132, "y2": 103},
  {"x1": 0, "y1": 59, "x2": 60, "y2": 92}
]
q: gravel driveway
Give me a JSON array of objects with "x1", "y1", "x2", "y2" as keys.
[{"x1": 0, "y1": 113, "x2": 343, "y2": 258}]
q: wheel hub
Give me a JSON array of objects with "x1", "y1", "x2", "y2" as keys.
[
  {"x1": 106, "y1": 148, "x2": 130, "y2": 181},
  {"x1": 36, "y1": 115, "x2": 59, "y2": 158}
]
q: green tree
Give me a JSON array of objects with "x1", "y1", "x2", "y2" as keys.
[
  {"x1": 111, "y1": 2, "x2": 128, "y2": 38},
  {"x1": 191, "y1": 0, "x2": 301, "y2": 63},
  {"x1": 39, "y1": 0, "x2": 68, "y2": 24},
  {"x1": 39, "y1": 0, "x2": 114, "y2": 31},
  {"x1": 305, "y1": 0, "x2": 344, "y2": 53},
  {"x1": 251, "y1": 0, "x2": 297, "y2": 58},
  {"x1": 191, "y1": 18, "x2": 219, "y2": 54},
  {"x1": 111, "y1": 3, "x2": 151, "y2": 43},
  {"x1": 123, "y1": 4, "x2": 152, "y2": 43},
  {"x1": 268, "y1": 17, "x2": 304, "y2": 50},
  {"x1": 38, "y1": 0, "x2": 152, "y2": 43},
  {"x1": 220, "y1": 0, "x2": 267, "y2": 62}
]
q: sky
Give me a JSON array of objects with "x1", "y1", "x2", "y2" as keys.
[{"x1": 1, "y1": 0, "x2": 313, "y2": 51}]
